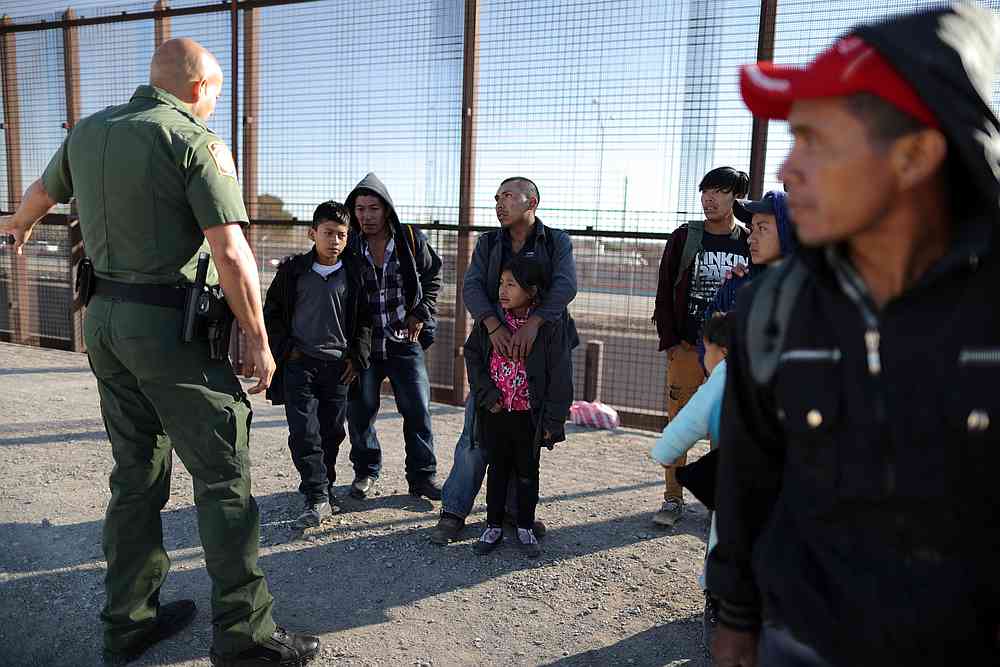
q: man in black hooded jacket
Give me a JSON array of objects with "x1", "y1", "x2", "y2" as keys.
[
  {"x1": 344, "y1": 173, "x2": 444, "y2": 500},
  {"x1": 709, "y1": 5, "x2": 1000, "y2": 666}
]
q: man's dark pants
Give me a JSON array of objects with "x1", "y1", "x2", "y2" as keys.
[
  {"x1": 85, "y1": 296, "x2": 275, "y2": 655},
  {"x1": 283, "y1": 354, "x2": 349, "y2": 502},
  {"x1": 347, "y1": 340, "x2": 436, "y2": 482}
]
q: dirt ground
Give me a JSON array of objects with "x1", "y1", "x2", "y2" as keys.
[{"x1": 0, "y1": 342, "x2": 713, "y2": 667}]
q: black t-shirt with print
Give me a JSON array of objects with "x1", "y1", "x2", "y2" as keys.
[{"x1": 683, "y1": 228, "x2": 750, "y2": 344}]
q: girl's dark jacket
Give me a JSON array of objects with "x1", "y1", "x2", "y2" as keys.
[
  {"x1": 262, "y1": 246, "x2": 373, "y2": 405},
  {"x1": 345, "y1": 172, "x2": 443, "y2": 349},
  {"x1": 463, "y1": 316, "x2": 573, "y2": 451}
]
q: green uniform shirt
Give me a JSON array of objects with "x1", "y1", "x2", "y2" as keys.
[{"x1": 41, "y1": 85, "x2": 247, "y2": 285}]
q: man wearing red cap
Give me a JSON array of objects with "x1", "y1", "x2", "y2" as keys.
[{"x1": 709, "y1": 5, "x2": 1000, "y2": 666}]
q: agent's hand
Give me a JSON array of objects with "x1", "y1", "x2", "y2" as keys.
[
  {"x1": 0, "y1": 216, "x2": 31, "y2": 255},
  {"x1": 510, "y1": 318, "x2": 540, "y2": 361},
  {"x1": 340, "y1": 359, "x2": 358, "y2": 385},
  {"x1": 488, "y1": 321, "x2": 514, "y2": 358},
  {"x1": 244, "y1": 341, "x2": 276, "y2": 394},
  {"x1": 489, "y1": 400, "x2": 503, "y2": 414},
  {"x1": 405, "y1": 315, "x2": 424, "y2": 343},
  {"x1": 712, "y1": 627, "x2": 758, "y2": 667}
]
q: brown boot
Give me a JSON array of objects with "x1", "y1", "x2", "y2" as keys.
[{"x1": 429, "y1": 512, "x2": 464, "y2": 544}]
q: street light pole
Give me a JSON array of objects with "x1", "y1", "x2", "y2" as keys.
[{"x1": 592, "y1": 98, "x2": 605, "y2": 229}]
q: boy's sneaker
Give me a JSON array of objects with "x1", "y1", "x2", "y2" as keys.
[
  {"x1": 702, "y1": 592, "x2": 720, "y2": 654},
  {"x1": 430, "y1": 513, "x2": 465, "y2": 545},
  {"x1": 350, "y1": 476, "x2": 375, "y2": 499},
  {"x1": 516, "y1": 528, "x2": 541, "y2": 558},
  {"x1": 653, "y1": 497, "x2": 684, "y2": 527},
  {"x1": 475, "y1": 525, "x2": 504, "y2": 555},
  {"x1": 293, "y1": 499, "x2": 329, "y2": 529}
]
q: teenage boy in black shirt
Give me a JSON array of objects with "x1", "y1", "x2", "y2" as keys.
[
  {"x1": 263, "y1": 201, "x2": 372, "y2": 528},
  {"x1": 652, "y1": 166, "x2": 750, "y2": 527}
]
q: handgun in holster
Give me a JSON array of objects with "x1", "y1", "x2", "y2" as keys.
[
  {"x1": 182, "y1": 252, "x2": 235, "y2": 361},
  {"x1": 74, "y1": 257, "x2": 96, "y2": 307}
]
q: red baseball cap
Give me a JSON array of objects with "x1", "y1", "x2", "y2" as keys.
[{"x1": 740, "y1": 35, "x2": 940, "y2": 129}]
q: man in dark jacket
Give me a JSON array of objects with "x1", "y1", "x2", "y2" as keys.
[
  {"x1": 344, "y1": 173, "x2": 444, "y2": 500},
  {"x1": 709, "y1": 5, "x2": 1000, "y2": 666},
  {"x1": 651, "y1": 166, "x2": 750, "y2": 527},
  {"x1": 430, "y1": 177, "x2": 578, "y2": 544},
  {"x1": 262, "y1": 201, "x2": 373, "y2": 527}
]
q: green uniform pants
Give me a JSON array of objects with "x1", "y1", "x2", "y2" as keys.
[{"x1": 84, "y1": 296, "x2": 275, "y2": 654}]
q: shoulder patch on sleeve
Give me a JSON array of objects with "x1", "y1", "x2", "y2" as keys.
[{"x1": 207, "y1": 141, "x2": 238, "y2": 179}]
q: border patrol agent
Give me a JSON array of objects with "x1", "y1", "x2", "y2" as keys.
[{"x1": 2, "y1": 38, "x2": 318, "y2": 666}]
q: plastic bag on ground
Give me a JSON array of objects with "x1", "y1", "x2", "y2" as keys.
[{"x1": 569, "y1": 400, "x2": 620, "y2": 430}]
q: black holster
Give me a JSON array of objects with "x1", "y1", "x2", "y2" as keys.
[
  {"x1": 201, "y1": 286, "x2": 235, "y2": 361},
  {"x1": 181, "y1": 252, "x2": 234, "y2": 361},
  {"x1": 75, "y1": 257, "x2": 96, "y2": 307}
]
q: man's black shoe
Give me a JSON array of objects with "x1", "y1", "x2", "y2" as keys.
[
  {"x1": 102, "y1": 599, "x2": 197, "y2": 666},
  {"x1": 210, "y1": 627, "x2": 321, "y2": 666},
  {"x1": 408, "y1": 477, "x2": 442, "y2": 500}
]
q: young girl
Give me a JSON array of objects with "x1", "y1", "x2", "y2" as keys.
[
  {"x1": 464, "y1": 256, "x2": 573, "y2": 558},
  {"x1": 649, "y1": 311, "x2": 734, "y2": 652}
]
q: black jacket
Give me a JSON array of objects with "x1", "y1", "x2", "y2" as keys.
[
  {"x1": 262, "y1": 247, "x2": 373, "y2": 405},
  {"x1": 464, "y1": 317, "x2": 573, "y2": 451},
  {"x1": 345, "y1": 172, "x2": 442, "y2": 349},
  {"x1": 708, "y1": 8, "x2": 1000, "y2": 665}
]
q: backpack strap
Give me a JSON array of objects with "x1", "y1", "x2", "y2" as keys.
[
  {"x1": 406, "y1": 224, "x2": 417, "y2": 257},
  {"x1": 674, "y1": 220, "x2": 704, "y2": 287},
  {"x1": 746, "y1": 256, "x2": 809, "y2": 386}
]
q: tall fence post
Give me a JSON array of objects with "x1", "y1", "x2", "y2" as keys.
[
  {"x1": 242, "y1": 5, "x2": 259, "y2": 220},
  {"x1": 230, "y1": 0, "x2": 239, "y2": 172},
  {"x1": 452, "y1": 0, "x2": 480, "y2": 406},
  {"x1": 748, "y1": 0, "x2": 778, "y2": 199},
  {"x1": 241, "y1": 7, "x2": 261, "y2": 371},
  {"x1": 63, "y1": 8, "x2": 84, "y2": 351},
  {"x1": 228, "y1": 0, "x2": 246, "y2": 371},
  {"x1": 238, "y1": 4, "x2": 261, "y2": 377},
  {"x1": 153, "y1": 0, "x2": 171, "y2": 48},
  {"x1": 1, "y1": 15, "x2": 36, "y2": 346},
  {"x1": 583, "y1": 340, "x2": 604, "y2": 402},
  {"x1": 0, "y1": 17, "x2": 20, "y2": 216}
]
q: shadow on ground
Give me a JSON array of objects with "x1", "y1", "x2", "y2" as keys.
[{"x1": 0, "y1": 478, "x2": 708, "y2": 666}]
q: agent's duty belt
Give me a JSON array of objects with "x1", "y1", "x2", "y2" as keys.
[{"x1": 93, "y1": 277, "x2": 188, "y2": 310}]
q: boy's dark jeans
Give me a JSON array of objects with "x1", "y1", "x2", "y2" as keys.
[
  {"x1": 283, "y1": 353, "x2": 350, "y2": 502},
  {"x1": 483, "y1": 409, "x2": 539, "y2": 529},
  {"x1": 347, "y1": 340, "x2": 437, "y2": 483}
]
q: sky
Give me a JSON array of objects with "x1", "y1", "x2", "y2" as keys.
[{"x1": 3, "y1": 0, "x2": 1000, "y2": 232}]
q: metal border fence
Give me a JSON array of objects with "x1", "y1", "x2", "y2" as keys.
[{"x1": 3, "y1": 0, "x2": 964, "y2": 429}]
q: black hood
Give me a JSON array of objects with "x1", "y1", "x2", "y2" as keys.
[
  {"x1": 852, "y1": 4, "x2": 1000, "y2": 216},
  {"x1": 345, "y1": 172, "x2": 401, "y2": 236}
]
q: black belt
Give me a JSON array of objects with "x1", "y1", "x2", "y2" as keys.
[{"x1": 93, "y1": 277, "x2": 188, "y2": 310}]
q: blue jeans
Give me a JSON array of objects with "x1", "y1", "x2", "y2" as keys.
[
  {"x1": 441, "y1": 396, "x2": 517, "y2": 520},
  {"x1": 284, "y1": 355, "x2": 349, "y2": 502},
  {"x1": 347, "y1": 341, "x2": 436, "y2": 483}
]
